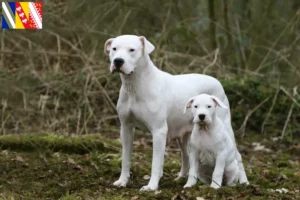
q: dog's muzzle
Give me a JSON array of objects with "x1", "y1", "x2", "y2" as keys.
[{"x1": 113, "y1": 58, "x2": 124, "y2": 69}]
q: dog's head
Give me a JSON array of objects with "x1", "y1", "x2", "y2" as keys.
[
  {"x1": 183, "y1": 94, "x2": 228, "y2": 125},
  {"x1": 104, "y1": 35, "x2": 155, "y2": 75}
]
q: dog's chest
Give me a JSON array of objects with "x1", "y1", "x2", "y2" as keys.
[
  {"x1": 191, "y1": 132, "x2": 217, "y2": 166},
  {"x1": 122, "y1": 99, "x2": 158, "y2": 132},
  {"x1": 199, "y1": 150, "x2": 215, "y2": 166}
]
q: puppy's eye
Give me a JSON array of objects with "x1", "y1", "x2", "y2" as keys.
[
  {"x1": 207, "y1": 106, "x2": 212, "y2": 108},
  {"x1": 129, "y1": 49, "x2": 135, "y2": 52},
  {"x1": 112, "y1": 48, "x2": 116, "y2": 51},
  {"x1": 194, "y1": 105, "x2": 197, "y2": 108}
]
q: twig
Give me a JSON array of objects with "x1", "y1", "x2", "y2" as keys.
[
  {"x1": 237, "y1": 97, "x2": 270, "y2": 138},
  {"x1": 280, "y1": 86, "x2": 300, "y2": 107},
  {"x1": 261, "y1": 84, "x2": 280, "y2": 134},
  {"x1": 281, "y1": 86, "x2": 298, "y2": 139},
  {"x1": 157, "y1": 0, "x2": 173, "y2": 49},
  {"x1": 255, "y1": 13, "x2": 298, "y2": 73},
  {"x1": 117, "y1": 10, "x2": 131, "y2": 35},
  {"x1": 235, "y1": 18, "x2": 247, "y2": 71},
  {"x1": 203, "y1": 48, "x2": 219, "y2": 74},
  {"x1": 254, "y1": 45, "x2": 300, "y2": 78}
]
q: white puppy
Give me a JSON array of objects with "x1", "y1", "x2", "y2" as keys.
[
  {"x1": 183, "y1": 94, "x2": 243, "y2": 189},
  {"x1": 104, "y1": 35, "x2": 248, "y2": 191}
]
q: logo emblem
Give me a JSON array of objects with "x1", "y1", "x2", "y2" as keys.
[{"x1": 1, "y1": 2, "x2": 42, "y2": 29}]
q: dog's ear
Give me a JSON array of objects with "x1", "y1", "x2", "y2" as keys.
[
  {"x1": 104, "y1": 38, "x2": 114, "y2": 55},
  {"x1": 211, "y1": 95, "x2": 228, "y2": 109},
  {"x1": 183, "y1": 97, "x2": 195, "y2": 114},
  {"x1": 140, "y1": 36, "x2": 155, "y2": 55}
]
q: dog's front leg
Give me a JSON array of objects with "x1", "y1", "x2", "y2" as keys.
[
  {"x1": 236, "y1": 150, "x2": 249, "y2": 184},
  {"x1": 184, "y1": 145, "x2": 199, "y2": 188},
  {"x1": 211, "y1": 152, "x2": 226, "y2": 189},
  {"x1": 113, "y1": 123, "x2": 134, "y2": 187},
  {"x1": 140, "y1": 123, "x2": 168, "y2": 191}
]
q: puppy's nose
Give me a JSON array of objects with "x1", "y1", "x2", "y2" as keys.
[
  {"x1": 199, "y1": 114, "x2": 205, "y2": 121},
  {"x1": 113, "y1": 58, "x2": 124, "y2": 69}
]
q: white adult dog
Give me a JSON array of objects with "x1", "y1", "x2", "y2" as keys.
[
  {"x1": 183, "y1": 94, "x2": 244, "y2": 189},
  {"x1": 104, "y1": 35, "x2": 248, "y2": 191}
]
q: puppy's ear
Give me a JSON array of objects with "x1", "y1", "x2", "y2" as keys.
[
  {"x1": 104, "y1": 38, "x2": 114, "y2": 55},
  {"x1": 140, "y1": 36, "x2": 155, "y2": 55},
  {"x1": 211, "y1": 95, "x2": 228, "y2": 109},
  {"x1": 183, "y1": 97, "x2": 195, "y2": 114}
]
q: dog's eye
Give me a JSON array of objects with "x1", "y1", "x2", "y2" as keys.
[
  {"x1": 194, "y1": 105, "x2": 197, "y2": 108},
  {"x1": 112, "y1": 48, "x2": 117, "y2": 51},
  {"x1": 129, "y1": 49, "x2": 135, "y2": 52},
  {"x1": 207, "y1": 106, "x2": 212, "y2": 108}
]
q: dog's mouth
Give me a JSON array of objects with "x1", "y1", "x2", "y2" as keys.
[
  {"x1": 198, "y1": 121, "x2": 207, "y2": 125},
  {"x1": 111, "y1": 68, "x2": 134, "y2": 76},
  {"x1": 195, "y1": 121, "x2": 209, "y2": 131},
  {"x1": 198, "y1": 122, "x2": 208, "y2": 131}
]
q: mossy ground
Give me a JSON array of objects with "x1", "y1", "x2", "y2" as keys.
[{"x1": 0, "y1": 133, "x2": 299, "y2": 200}]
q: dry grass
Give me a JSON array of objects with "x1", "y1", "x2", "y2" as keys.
[{"x1": 0, "y1": 0, "x2": 299, "y2": 138}]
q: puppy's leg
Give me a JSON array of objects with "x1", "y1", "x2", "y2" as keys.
[
  {"x1": 140, "y1": 123, "x2": 168, "y2": 191},
  {"x1": 210, "y1": 152, "x2": 226, "y2": 189},
  {"x1": 113, "y1": 124, "x2": 135, "y2": 187},
  {"x1": 224, "y1": 160, "x2": 239, "y2": 186},
  {"x1": 184, "y1": 145, "x2": 199, "y2": 188},
  {"x1": 175, "y1": 134, "x2": 190, "y2": 180},
  {"x1": 236, "y1": 150, "x2": 249, "y2": 184}
]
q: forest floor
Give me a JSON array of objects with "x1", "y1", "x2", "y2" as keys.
[{"x1": 0, "y1": 133, "x2": 299, "y2": 200}]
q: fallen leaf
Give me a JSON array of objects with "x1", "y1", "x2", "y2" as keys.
[
  {"x1": 65, "y1": 158, "x2": 76, "y2": 165},
  {"x1": 275, "y1": 188, "x2": 289, "y2": 194},
  {"x1": 16, "y1": 156, "x2": 25, "y2": 163},
  {"x1": 155, "y1": 190, "x2": 162, "y2": 195},
  {"x1": 131, "y1": 195, "x2": 139, "y2": 200},
  {"x1": 252, "y1": 143, "x2": 272, "y2": 153},
  {"x1": 1, "y1": 150, "x2": 8, "y2": 155}
]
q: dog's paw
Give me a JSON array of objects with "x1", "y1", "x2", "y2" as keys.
[
  {"x1": 183, "y1": 180, "x2": 196, "y2": 188},
  {"x1": 183, "y1": 183, "x2": 193, "y2": 188},
  {"x1": 210, "y1": 183, "x2": 221, "y2": 189},
  {"x1": 140, "y1": 184, "x2": 157, "y2": 191},
  {"x1": 241, "y1": 181, "x2": 249, "y2": 185},
  {"x1": 113, "y1": 179, "x2": 128, "y2": 187}
]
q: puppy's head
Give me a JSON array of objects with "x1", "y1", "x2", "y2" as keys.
[
  {"x1": 104, "y1": 35, "x2": 155, "y2": 75},
  {"x1": 183, "y1": 94, "x2": 228, "y2": 125}
]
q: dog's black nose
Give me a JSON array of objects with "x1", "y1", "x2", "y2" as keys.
[
  {"x1": 113, "y1": 58, "x2": 124, "y2": 69},
  {"x1": 199, "y1": 114, "x2": 205, "y2": 121}
]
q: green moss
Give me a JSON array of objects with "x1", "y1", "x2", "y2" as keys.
[
  {"x1": 0, "y1": 134, "x2": 299, "y2": 199},
  {"x1": 0, "y1": 133, "x2": 121, "y2": 154}
]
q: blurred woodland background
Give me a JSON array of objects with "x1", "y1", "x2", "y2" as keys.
[
  {"x1": 1, "y1": 0, "x2": 299, "y2": 139},
  {"x1": 0, "y1": 0, "x2": 300, "y2": 199}
]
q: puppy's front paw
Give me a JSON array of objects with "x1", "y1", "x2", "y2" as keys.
[
  {"x1": 140, "y1": 184, "x2": 158, "y2": 191},
  {"x1": 113, "y1": 178, "x2": 128, "y2": 187},
  {"x1": 183, "y1": 180, "x2": 197, "y2": 188},
  {"x1": 210, "y1": 182, "x2": 221, "y2": 189},
  {"x1": 183, "y1": 183, "x2": 194, "y2": 188},
  {"x1": 241, "y1": 181, "x2": 249, "y2": 185}
]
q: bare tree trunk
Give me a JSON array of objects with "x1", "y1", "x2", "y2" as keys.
[
  {"x1": 208, "y1": 0, "x2": 217, "y2": 50},
  {"x1": 223, "y1": 0, "x2": 232, "y2": 47}
]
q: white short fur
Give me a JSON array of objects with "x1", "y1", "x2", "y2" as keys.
[
  {"x1": 104, "y1": 35, "x2": 248, "y2": 191},
  {"x1": 183, "y1": 94, "x2": 246, "y2": 189}
]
